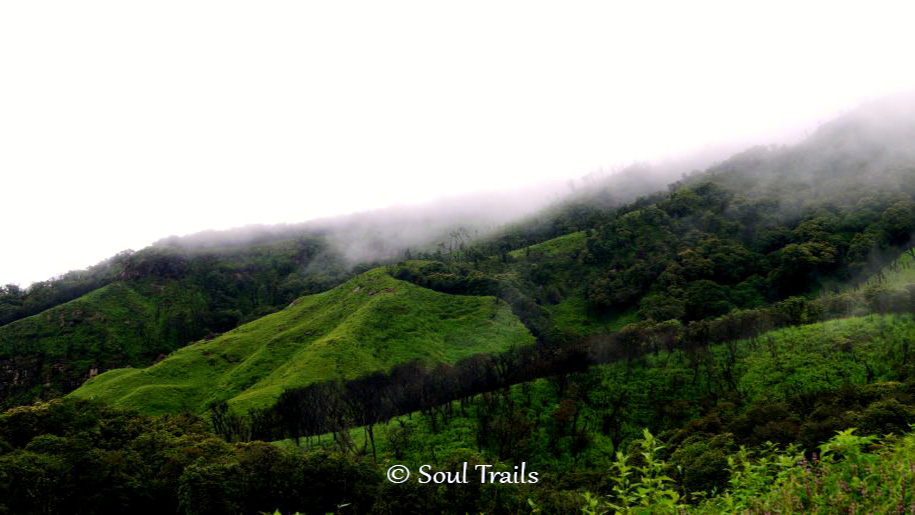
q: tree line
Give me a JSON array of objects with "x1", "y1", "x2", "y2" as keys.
[{"x1": 213, "y1": 281, "x2": 915, "y2": 449}]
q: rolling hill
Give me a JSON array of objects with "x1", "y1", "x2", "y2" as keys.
[
  {"x1": 0, "y1": 236, "x2": 353, "y2": 409},
  {"x1": 69, "y1": 268, "x2": 534, "y2": 414},
  {"x1": 0, "y1": 280, "x2": 209, "y2": 408}
]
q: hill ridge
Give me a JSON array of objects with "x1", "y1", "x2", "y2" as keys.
[{"x1": 70, "y1": 268, "x2": 535, "y2": 414}]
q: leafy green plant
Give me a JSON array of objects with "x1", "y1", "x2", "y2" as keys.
[
  {"x1": 582, "y1": 429, "x2": 684, "y2": 514},
  {"x1": 712, "y1": 441, "x2": 802, "y2": 511},
  {"x1": 702, "y1": 427, "x2": 915, "y2": 513}
]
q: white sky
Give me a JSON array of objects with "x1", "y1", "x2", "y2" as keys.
[{"x1": 3, "y1": 1, "x2": 915, "y2": 287}]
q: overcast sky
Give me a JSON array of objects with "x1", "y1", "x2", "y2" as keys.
[{"x1": 3, "y1": 1, "x2": 915, "y2": 286}]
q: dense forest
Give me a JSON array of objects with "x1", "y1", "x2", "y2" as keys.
[{"x1": 5, "y1": 97, "x2": 915, "y2": 513}]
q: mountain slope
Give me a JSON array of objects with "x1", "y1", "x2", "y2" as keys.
[
  {"x1": 10, "y1": 95, "x2": 915, "y2": 413},
  {"x1": 0, "y1": 280, "x2": 212, "y2": 408},
  {"x1": 0, "y1": 236, "x2": 353, "y2": 409},
  {"x1": 312, "y1": 312, "x2": 915, "y2": 468},
  {"x1": 69, "y1": 268, "x2": 534, "y2": 414}
]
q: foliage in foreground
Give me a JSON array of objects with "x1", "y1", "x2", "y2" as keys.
[
  {"x1": 0, "y1": 398, "x2": 557, "y2": 514},
  {"x1": 581, "y1": 427, "x2": 915, "y2": 514},
  {"x1": 6, "y1": 392, "x2": 915, "y2": 514}
]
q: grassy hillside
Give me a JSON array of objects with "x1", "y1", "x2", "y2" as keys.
[
  {"x1": 0, "y1": 280, "x2": 211, "y2": 408},
  {"x1": 504, "y1": 231, "x2": 638, "y2": 336},
  {"x1": 392, "y1": 231, "x2": 641, "y2": 341},
  {"x1": 70, "y1": 268, "x2": 534, "y2": 414},
  {"x1": 506, "y1": 230, "x2": 587, "y2": 260},
  {"x1": 0, "y1": 237, "x2": 353, "y2": 409},
  {"x1": 858, "y1": 248, "x2": 915, "y2": 290}
]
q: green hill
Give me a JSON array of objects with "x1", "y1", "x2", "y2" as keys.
[
  {"x1": 0, "y1": 237, "x2": 352, "y2": 409},
  {"x1": 69, "y1": 268, "x2": 534, "y2": 414},
  {"x1": 506, "y1": 231, "x2": 638, "y2": 335},
  {"x1": 0, "y1": 280, "x2": 212, "y2": 408}
]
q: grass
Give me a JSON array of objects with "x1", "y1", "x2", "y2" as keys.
[
  {"x1": 0, "y1": 282, "x2": 151, "y2": 359},
  {"x1": 858, "y1": 248, "x2": 915, "y2": 290},
  {"x1": 547, "y1": 291, "x2": 638, "y2": 337},
  {"x1": 0, "y1": 280, "x2": 209, "y2": 407},
  {"x1": 504, "y1": 230, "x2": 636, "y2": 337},
  {"x1": 70, "y1": 268, "x2": 534, "y2": 415},
  {"x1": 507, "y1": 231, "x2": 586, "y2": 259}
]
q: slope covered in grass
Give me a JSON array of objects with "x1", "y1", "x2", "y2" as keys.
[
  {"x1": 0, "y1": 236, "x2": 353, "y2": 409},
  {"x1": 70, "y1": 268, "x2": 534, "y2": 414},
  {"x1": 0, "y1": 280, "x2": 211, "y2": 408},
  {"x1": 858, "y1": 248, "x2": 915, "y2": 291},
  {"x1": 506, "y1": 230, "x2": 587, "y2": 260},
  {"x1": 505, "y1": 231, "x2": 631, "y2": 334},
  {"x1": 393, "y1": 231, "x2": 650, "y2": 340}
]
